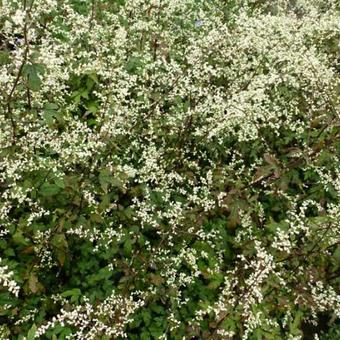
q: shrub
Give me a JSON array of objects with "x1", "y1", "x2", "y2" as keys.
[{"x1": 0, "y1": 0, "x2": 339, "y2": 338}]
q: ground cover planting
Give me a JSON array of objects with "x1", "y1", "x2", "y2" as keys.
[{"x1": 0, "y1": 0, "x2": 339, "y2": 338}]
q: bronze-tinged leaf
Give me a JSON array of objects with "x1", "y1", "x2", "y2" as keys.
[
  {"x1": 264, "y1": 153, "x2": 278, "y2": 166},
  {"x1": 51, "y1": 234, "x2": 68, "y2": 266},
  {"x1": 196, "y1": 212, "x2": 205, "y2": 226},
  {"x1": 278, "y1": 175, "x2": 289, "y2": 191},
  {"x1": 22, "y1": 246, "x2": 35, "y2": 254},
  {"x1": 11, "y1": 307, "x2": 18, "y2": 316},
  {"x1": 90, "y1": 213, "x2": 103, "y2": 223},
  {"x1": 28, "y1": 273, "x2": 44, "y2": 293},
  {"x1": 56, "y1": 250, "x2": 66, "y2": 267},
  {"x1": 284, "y1": 147, "x2": 302, "y2": 157},
  {"x1": 310, "y1": 117, "x2": 323, "y2": 128},
  {"x1": 253, "y1": 165, "x2": 273, "y2": 183},
  {"x1": 313, "y1": 140, "x2": 325, "y2": 152},
  {"x1": 149, "y1": 273, "x2": 164, "y2": 286},
  {"x1": 273, "y1": 168, "x2": 281, "y2": 179},
  {"x1": 227, "y1": 206, "x2": 239, "y2": 229}
]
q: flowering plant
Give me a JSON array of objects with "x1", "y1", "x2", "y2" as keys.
[{"x1": 0, "y1": 0, "x2": 339, "y2": 338}]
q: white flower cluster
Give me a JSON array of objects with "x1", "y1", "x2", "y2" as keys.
[
  {"x1": 0, "y1": 0, "x2": 339, "y2": 338},
  {"x1": 36, "y1": 291, "x2": 146, "y2": 339},
  {"x1": 0, "y1": 258, "x2": 20, "y2": 297}
]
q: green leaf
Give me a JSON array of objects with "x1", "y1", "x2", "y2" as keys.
[
  {"x1": 12, "y1": 231, "x2": 29, "y2": 246},
  {"x1": 27, "y1": 323, "x2": 37, "y2": 340},
  {"x1": 28, "y1": 72, "x2": 41, "y2": 91},
  {"x1": 142, "y1": 310, "x2": 152, "y2": 326},
  {"x1": 42, "y1": 103, "x2": 60, "y2": 125},
  {"x1": 149, "y1": 323, "x2": 164, "y2": 338},
  {"x1": 42, "y1": 111, "x2": 54, "y2": 125},
  {"x1": 61, "y1": 288, "x2": 81, "y2": 302},
  {"x1": 0, "y1": 50, "x2": 10, "y2": 65},
  {"x1": 150, "y1": 304, "x2": 164, "y2": 315},
  {"x1": 85, "y1": 102, "x2": 99, "y2": 114},
  {"x1": 111, "y1": 177, "x2": 123, "y2": 188},
  {"x1": 333, "y1": 246, "x2": 340, "y2": 263},
  {"x1": 24, "y1": 65, "x2": 42, "y2": 92},
  {"x1": 44, "y1": 103, "x2": 59, "y2": 110},
  {"x1": 140, "y1": 331, "x2": 151, "y2": 340},
  {"x1": 39, "y1": 183, "x2": 61, "y2": 197},
  {"x1": 290, "y1": 311, "x2": 304, "y2": 335},
  {"x1": 99, "y1": 168, "x2": 112, "y2": 191},
  {"x1": 61, "y1": 288, "x2": 81, "y2": 298},
  {"x1": 55, "y1": 178, "x2": 65, "y2": 189},
  {"x1": 124, "y1": 238, "x2": 132, "y2": 254}
]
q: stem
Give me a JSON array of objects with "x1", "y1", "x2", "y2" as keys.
[{"x1": 6, "y1": 0, "x2": 35, "y2": 144}]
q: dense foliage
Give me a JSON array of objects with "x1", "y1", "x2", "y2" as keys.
[{"x1": 0, "y1": 0, "x2": 339, "y2": 338}]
